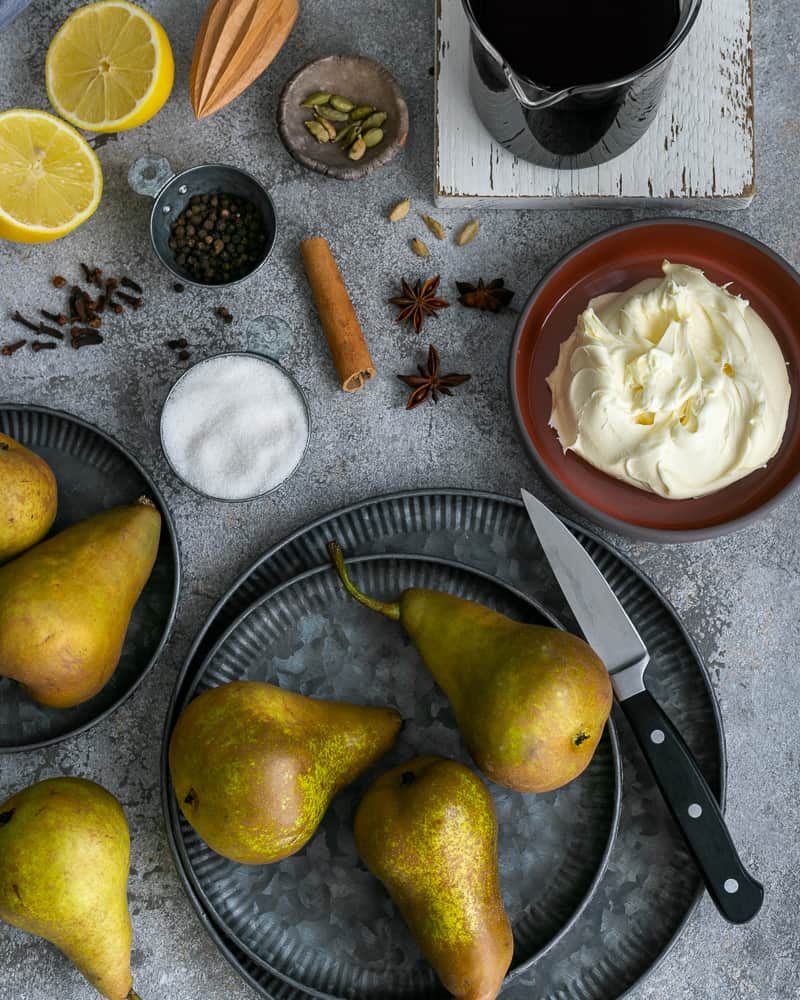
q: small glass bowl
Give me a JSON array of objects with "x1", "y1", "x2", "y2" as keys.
[{"x1": 159, "y1": 351, "x2": 311, "y2": 502}]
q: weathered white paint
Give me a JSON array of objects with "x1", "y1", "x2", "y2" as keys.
[{"x1": 435, "y1": 0, "x2": 754, "y2": 208}]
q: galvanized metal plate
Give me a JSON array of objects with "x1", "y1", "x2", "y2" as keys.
[
  {"x1": 170, "y1": 554, "x2": 620, "y2": 998},
  {"x1": 0, "y1": 405, "x2": 180, "y2": 752},
  {"x1": 162, "y1": 490, "x2": 724, "y2": 1000}
]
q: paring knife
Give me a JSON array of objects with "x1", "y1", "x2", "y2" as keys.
[{"x1": 521, "y1": 489, "x2": 764, "y2": 925}]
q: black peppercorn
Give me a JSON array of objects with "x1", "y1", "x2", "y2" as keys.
[{"x1": 167, "y1": 192, "x2": 266, "y2": 285}]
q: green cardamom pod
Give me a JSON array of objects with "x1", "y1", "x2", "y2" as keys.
[
  {"x1": 330, "y1": 95, "x2": 355, "y2": 112},
  {"x1": 301, "y1": 91, "x2": 331, "y2": 107},
  {"x1": 318, "y1": 117, "x2": 338, "y2": 139},
  {"x1": 410, "y1": 237, "x2": 430, "y2": 258},
  {"x1": 348, "y1": 137, "x2": 367, "y2": 161},
  {"x1": 362, "y1": 127, "x2": 384, "y2": 148},
  {"x1": 360, "y1": 111, "x2": 388, "y2": 130},
  {"x1": 421, "y1": 214, "x2": 446, "y2": 240},
  {"x1": 315, "y1": 105, "x2": 350, "y2": 122},
  {"x1": 304, "y1": 120, "x2": 330, "y2": 143},
  {"x1": 350, "y1": 105, "x2": 375, "y2": 120},
  {"x1": 336, "y1": 122, "x2": 361, "y2": 149}
]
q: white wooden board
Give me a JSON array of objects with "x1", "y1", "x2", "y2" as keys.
[{"x1": 435, "y1": 0, "x2": 754, "y2": 209}]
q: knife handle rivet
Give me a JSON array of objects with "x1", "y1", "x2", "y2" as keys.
[
  {"x1": 723, "y1": 879, "x2": 740, "y2": 894},
  {"x1": 688, "y1": 803, "x2": 702, "y2": 819},
  {"x1": 650, "y1": 729, "x2": 665, "y2": 745}
]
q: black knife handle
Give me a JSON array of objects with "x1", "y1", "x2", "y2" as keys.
[{"x1": 621, "y1": 689, "x2": 763, "y2": 924}]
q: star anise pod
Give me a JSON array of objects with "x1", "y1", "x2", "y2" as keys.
[
  {"x1": 397, "y1": 344, "x2": 472, "y2": 409},
  {"x1": 390, "y1": 275, "x2": 449, "y2": 333},
  {"x1": 456, "y1": 277, "x2": 514, "y2": 312}
]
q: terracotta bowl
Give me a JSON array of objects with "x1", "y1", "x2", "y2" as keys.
[
  {"x1": 277, "y1": 55, "x2": 408, "y2": 180},
  {"x1": 510, "y1": 219, "x2": 800, "y2": 542}
]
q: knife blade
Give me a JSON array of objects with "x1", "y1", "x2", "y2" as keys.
[{"x1": 521, "y1": 489, "x2": 764, "y2": 924}]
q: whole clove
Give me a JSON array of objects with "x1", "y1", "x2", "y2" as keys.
[
  {"x1": 121, "y1": 276, "x2": 143, "y2": 294},
  {"x1": 95, "y1": 295, "x2": 106, "y2": 314},
  {"x1": 41, "y1": 309, "x2": 68, "y2": 326},
  {"x1": 39, "y1": 324, "x2": 65, "y2": 341},
  {"x1": 215, "y1": 306, "x2": 233, "y2": 324},
  {"x1": 52, "y1": 276, "x2": 66, "y2": 288},
  {"x1": 11, "y1": 311, "x2": 41, "y2": 333},
  {"x1": 71, "y1": 330, "x2": 103, "y2": 349},
  {"x1": 31, "y1": 341, "x2": 57, "y2": 352},
  {"x1": 166, "y1": 338, "x2": 188, "y2": 350},
  {"x1": 117, "y1": 292, "x2": 142, "y2": 310},
  {"x1": 1, "y1": 339, "x2": 26, "y2": 356},
  {"x1": 110, "y1": 302, "x2": 123, "y2": 315}
]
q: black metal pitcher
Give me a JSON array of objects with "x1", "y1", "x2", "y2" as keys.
[{"x1": 461, "y1": 0, "x2": 703, "y2": 169}]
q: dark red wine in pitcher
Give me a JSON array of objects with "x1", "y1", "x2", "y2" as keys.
[{"x1": 471, "y1": 0, "x2": 681, "y2": 88}]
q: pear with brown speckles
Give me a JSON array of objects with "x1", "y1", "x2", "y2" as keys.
[
  {"x1": 355, "y1": 756, "x2": 513, "y2": 1000},
  {"x1": 0, "y1": 432, "x2": 57, "y2": 563},
  {"x1": 329, "y1": 541, "x2": 612, "y2": 793},
  {"x1": 0, "y1": 777, "x2": 140, "y2": 1000},
  {"x1": 169, "y1": 680, "x2": 402, "y2": 864}
]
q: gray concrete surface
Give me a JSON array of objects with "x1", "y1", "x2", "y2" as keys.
[{"x1": 0, "y1": 0, "x2": 798, "y2": 998}]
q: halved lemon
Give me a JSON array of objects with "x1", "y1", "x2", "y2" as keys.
[
  {"x1": 46, "y1": 0, "x2": 174, "y2": 133},
  {"x1": 0, "y1": 109, "x2": 103, "y2": 244}
]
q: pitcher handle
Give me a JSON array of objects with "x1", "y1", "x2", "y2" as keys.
[
  {"x1": 128, "y1": 155, "x2": 175, "y2": 198},
  {"x1": 503, "y1": 64, "x2": 570, "y2": 111}
]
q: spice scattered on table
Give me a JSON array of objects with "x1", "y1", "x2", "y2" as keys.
[
  {"x1": 388, "y1": 198, "x2": 411, "y2": 222},
  {"x1": 300, "y1": 90, "x2": 390, "y2": 160},
  {"x1": 456, "y1": 278, "x2": 514, "y2": 312},
  {"x1": 300, "y1": 236, "x2": 376, "y2": 392},
  {"x1": 398, "y1": 345, "x2": 471, "y2": 410},
  {"x1": 7, "y1": 262, "x2": 148, "y2": 360},
  {"x1": 173, "y1": 283, "x2": 185, "y2": 294},
  {"x1": 168, "y1": 193, "x2": 267, "y2": 285},
  {"x1": 215, "y1": 306, "x2": 234, "y2": 324},
  {"x1": 456, "y1": 218, "x2": 480, "y2": 246},
  {"x1": 1, "y1": 340, "x2": 26, "y2": 357},
  {"x1": 410, "y1": 238, "x2": 430, "y2": 258},
  {"x1": 421, "y1": 215, "x2": 445, "y2": 240},
  {"x1": 390, "y1": 276, "x2": 449, "y2": 334}
]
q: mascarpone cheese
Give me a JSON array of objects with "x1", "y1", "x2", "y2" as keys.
[{"x1": 547, "y1": 261, "x2": 790, "y2": 499}]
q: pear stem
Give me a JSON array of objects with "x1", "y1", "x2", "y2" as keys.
[{"x1": 327, "y1": 541, "x2": 400, "y2": 621}]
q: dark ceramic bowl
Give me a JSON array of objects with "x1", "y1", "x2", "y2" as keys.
[
  {"x1": 278, "y1": 55, "x2": 409, "y2": 180},
  {"x1": 510, "y1": 219, "x2": 800, "y2": 542}
]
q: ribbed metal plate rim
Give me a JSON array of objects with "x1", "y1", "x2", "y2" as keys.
[
  {"x1": 0, "y1": 403, "x2": 181, "y2": 752},
  {"x1": 160, "y1": 489, "x2": 726, "y2": 1000},
  {"x1": 169, "y1": 553, "x2": 622, "y2": 999}
]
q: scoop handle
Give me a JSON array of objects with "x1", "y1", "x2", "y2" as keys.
[{"x1": 621, "y1": 688, "x2": 764, "y2": 924}]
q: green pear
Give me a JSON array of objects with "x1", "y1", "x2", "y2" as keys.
[
  {"x1": 0, "y1": 498, "x2": 161, "y2": 708},
  {"x1": 169, "y1": 680, "x2": 402, "y2": 864},
  {"x1": 0, "y1": 777, "x2": 139, "y2": 1000},
  {"x1": 329, "y1": 541, "x2": 612, "y2": 793},
  {"x1": 355, "y1": 756, "x2": 513, "y2": 1000},
  {"x1": 0, "y1": 432, "x2": 57, "y2": 563}
]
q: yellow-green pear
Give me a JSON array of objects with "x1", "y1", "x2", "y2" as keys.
[
  {"x1": 0, "y1": 432, "x2": 57, "y2": 562},
  {"x1": 329, "y1": 541, "x2": 612, "y2": 793},
  {"x1": 0, "y1": 777, "x2": 139, "y2": 1000},
  {"x1": 0, "y1": 499, "x2": 161, "y2": 708},
  {"x1": 170, "y1": 680, "x2": 402, "y2": 864},
  {"x1": 355, "y1": 756, "x2": 513, "y2": 1000}
]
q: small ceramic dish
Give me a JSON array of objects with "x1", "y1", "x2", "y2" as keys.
[
  {"x1": 510, "y1": 219, "x2": 800, "y2": 542},
  {"x1": 277, "y1": 55, "x2": 409, "y2": 179}
]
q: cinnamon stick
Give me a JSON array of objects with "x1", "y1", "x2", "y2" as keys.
[{"x1": 301, "y1": 237, "x2": 376, "y2": 393}]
